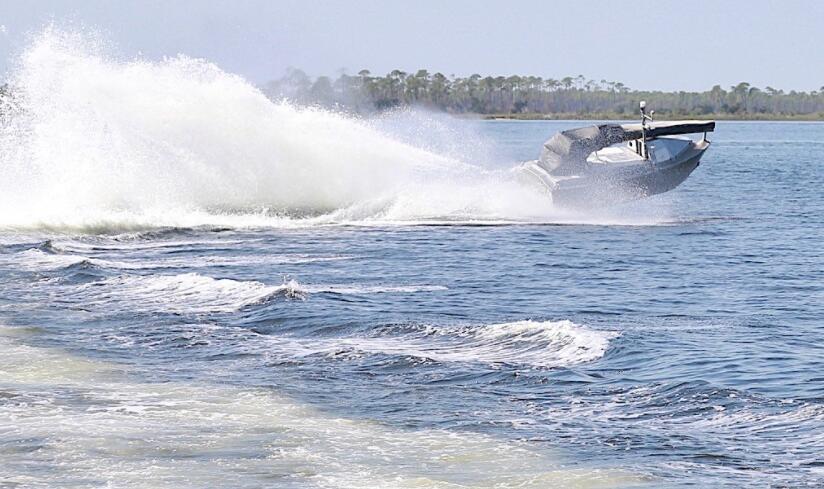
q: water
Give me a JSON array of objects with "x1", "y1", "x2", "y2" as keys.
[{"x1": 1, "y1": 30, "x2": 823, "y2": 488}]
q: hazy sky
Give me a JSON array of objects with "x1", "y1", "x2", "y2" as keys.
[{"x1": 1, "y1": 0, "x2": 823, "y2": 92}]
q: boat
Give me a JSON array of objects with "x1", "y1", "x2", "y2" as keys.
[{"x1": 518, "y1": 102, "x2": 715, "y2": 207}]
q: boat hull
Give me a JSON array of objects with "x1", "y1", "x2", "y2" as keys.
[{"x1": 521, "y1": 140, "x2": 709, "y2": 208}]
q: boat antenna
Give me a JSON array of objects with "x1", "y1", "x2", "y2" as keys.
[{"x1": 639, "y1": 101, "x2": 655, "y2": 160}]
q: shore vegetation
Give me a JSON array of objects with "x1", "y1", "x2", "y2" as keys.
[{"x1": 264, "y1": 70, "x2": 824, "y2": 120}]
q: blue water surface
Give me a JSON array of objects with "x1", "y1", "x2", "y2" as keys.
[{"x1": 1, "y1": 121, "x2": 822, "y2": 488}]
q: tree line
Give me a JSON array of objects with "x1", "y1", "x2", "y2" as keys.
[
  {"x1": 264, "y1": 69, "x2": 824, "y2": 119},
  {"x1": 3, "y1": 73, "x2": 824, "y2": 120}
]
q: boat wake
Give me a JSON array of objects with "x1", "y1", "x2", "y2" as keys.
[
  {"x1": 10, "y1": 245, "x2": 351, "y2": 272},
  {"x1": 72, "y1": 273, "x2": 308, "y2": 313},
  {"x1": 0, "y1": 326, "x2": 643, "y2": 488},
  {"x1": 57, "y1": 272, "x2": 447, "y2": 314},
  {"x1": 278, "y1": 320, "x2": 617, "y2": 369},
  {"x1": 0, "y1": 28, "x2": 672, "y2": 234}
]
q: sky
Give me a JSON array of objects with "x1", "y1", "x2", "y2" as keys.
[{"x1": 1, "y1": 0, "x2": 823, "y2": 92}]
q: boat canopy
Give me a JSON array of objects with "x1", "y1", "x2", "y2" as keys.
[{"x1": 539, "y1": 120, "x2": 715, "y2": 174}]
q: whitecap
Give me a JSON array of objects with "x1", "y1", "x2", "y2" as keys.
[
  {"x1": 11, "y1": 248, "x2": 92, "y2": 271},
  {"x1": 289, "y1": 320, "x2": 617, "y2": 369},
  {"x1": 72, "y1": 273, "x2": 306, "y2": 313}
]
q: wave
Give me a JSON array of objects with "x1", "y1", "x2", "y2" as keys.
[
  {"x1": 292, "y1": 320, "x2": 617, "y2": 368},
  {"x1": 6, "y1": 243, "x2": 352, "y2": 273},
  {"x1": 73, "y1": 273, "x2": 305, "y2": 313},
  {"x1": 68, "y1": 272, "x2": 448, "y2": 313},
  {"x1": 0, "y1": 327, "x2": 642, "y2": 488},
  {"x1": 13, "y1": 248, "x2": 93, "y2": 271},
  {"x1": 0, "y1": 28, "x2": 670, "y2": 233},
  {"x1": 522, "y1": 381, "x2": 824, "y2": 483},
  {"x1": 0, "y1": 240, "x2": 358, "y2": 274}
]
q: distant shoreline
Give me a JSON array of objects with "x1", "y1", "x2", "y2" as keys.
[
  {"x1": 476, "y1": 112, "x2": 824, "y2": 122},
  {"x1": 264, "y1": 69, "x2": 824, "y2": 122}
]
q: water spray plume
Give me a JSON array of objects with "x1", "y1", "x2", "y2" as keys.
[{"x1": 0, "y1": 28, "x2": 667, "y2": 233}]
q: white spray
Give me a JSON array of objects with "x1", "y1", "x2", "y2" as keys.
[{"x1": 0, "y1": 28, "x2": 666, "y2": 232}]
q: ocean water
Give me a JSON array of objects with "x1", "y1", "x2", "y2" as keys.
[{"x1": 1, "y1": 30, "x2": 823, "y2": 488}]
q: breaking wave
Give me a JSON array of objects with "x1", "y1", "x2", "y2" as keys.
[
  {"x1": 14, "y1": 247, "x2": 91, "y2": 271},
  {"x1": 291, "y1": 320, "x2": 617, "y2": 368},
  {"x1": 73, "y1": 273, "x2": 306, "y2": 313},
  {"x1": 66, "y1": 272, "x2": 448, "y2": 314}
]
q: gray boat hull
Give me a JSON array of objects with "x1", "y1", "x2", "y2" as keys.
[{"x1": 520, "y1": 138, "x2": 709, "y2": 208}]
